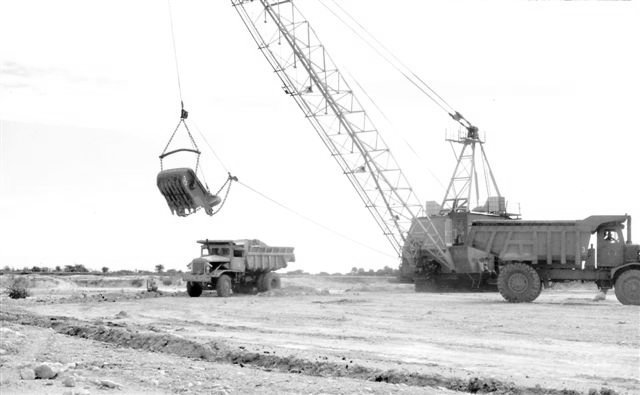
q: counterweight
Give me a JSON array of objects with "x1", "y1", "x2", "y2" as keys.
[{"x1": 231, "y1": 0, "x2": 453, "y2": 269}]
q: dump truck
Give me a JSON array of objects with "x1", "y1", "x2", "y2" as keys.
[
  {"x1": 183, "y1": 239, "x2": 295, "y2": 297},
  {"x1": 418, "y1": 215, "x2": 640, "y2": 304}
]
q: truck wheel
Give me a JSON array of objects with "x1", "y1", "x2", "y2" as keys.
[
  {"x1": 186, "y1": 282, "x2": 202, "y2": 297},
  {"x1": 216, "y1": 275, "x2": 232, "y2": 298},
  {"x1": 262, "y1": 272, "x2": 281, "y2": 291},
  {"x1": 614, "y1": 269, "x2": 640, "y2": 305},
  {"x1": 497, "y1": 263, "x2": 542, "y2": 303}
]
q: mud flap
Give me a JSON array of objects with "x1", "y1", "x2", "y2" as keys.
[{"x1": 157, "y1": 168, "x2": 221, "y2": 216}]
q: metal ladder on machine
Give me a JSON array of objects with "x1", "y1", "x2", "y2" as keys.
[{"x1": 231, "y1": 0, "x2": 454, "y2": 271}]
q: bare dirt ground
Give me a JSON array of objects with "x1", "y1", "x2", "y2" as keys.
[{"x1": 1, "y1": 274, "x2": 638, "y2": 394}]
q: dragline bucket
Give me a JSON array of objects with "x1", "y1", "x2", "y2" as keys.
[{"x1": 157, "y1": 168, "x2": 222, "y2": 216}]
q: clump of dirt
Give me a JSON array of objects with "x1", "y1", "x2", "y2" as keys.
[
  {"x1": 31, "y1": 290, "x2": 182, "y2": 305},
  {"x1": 0, "y1": 326, "x2": 26, "y2": 355}
]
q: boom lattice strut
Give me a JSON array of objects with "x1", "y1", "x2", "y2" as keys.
[{"x1": 232, "y1": 0, "x2": 453, "y2": 269}]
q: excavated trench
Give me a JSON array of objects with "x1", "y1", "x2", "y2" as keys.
[{"x1": 0, "y1": 310, "x2": 617, "y2": 395}]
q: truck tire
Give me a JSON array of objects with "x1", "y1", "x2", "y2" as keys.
[
  {"x1": 216, "y1": 274, "x2": 232, "y2": 298},
  {"x1": 614, "y1": 269, "x2": 640, "y2": 305},
  {"x1": 497, "y1": 263, "x2": 542, "y2": 303},
  {"x1": 186, "y1": 281, "x2": 202, "y2": 297},
  {"x1": 261, "y1": 272, "x2": 281, "y2": 291}
]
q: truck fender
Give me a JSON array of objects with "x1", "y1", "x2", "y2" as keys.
[
  {"x1": 610, "y1": 262, "x2": 640, "y2": 280},
  {"x1": 211, "y1": 269, "x2": 235, "y2": 279}
]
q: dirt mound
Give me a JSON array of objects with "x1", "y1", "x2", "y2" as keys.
[
  {"x1": 2, "y1": 310, "x2": 613, "y2": 395},
  {"x1": 0, "y1": 275, "x2": 78, "y2": 291}
]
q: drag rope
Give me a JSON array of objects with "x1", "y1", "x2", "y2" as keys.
[{"x1": 237, "y1": 181, "x2": 395, "y2": 258}]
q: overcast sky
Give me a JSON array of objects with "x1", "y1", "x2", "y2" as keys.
[{"x1": 1, "y1": 0, "x2": 638, "y2": 273}]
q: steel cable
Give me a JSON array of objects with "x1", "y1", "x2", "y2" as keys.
[
  {"x1": 237, "y1": 181, "x2": 396, "y2": 259},
  {"x1": 317, "y1": 0, "x2": 456, "y2": 116},
  {"x1": 167, "y1": 0, "x2": 184, "y2": 104}
]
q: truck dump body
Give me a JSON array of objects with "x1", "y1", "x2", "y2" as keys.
[
  {"x1": 468, "y1": 216, "x2": 628, "y2": 265},
  {"x1": 245, "y1": 242, "x2": 295, "y2": 272},
  {"x1": 469, "y1": 220, "x2": 591, "y2": 265},
  {"x1": 247, "y1": 246, "x2": 295, "y2": 272}
]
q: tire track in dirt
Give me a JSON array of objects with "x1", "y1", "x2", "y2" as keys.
[{"x1": 0, "y1": 310, "x2": 618, "y2": 395}]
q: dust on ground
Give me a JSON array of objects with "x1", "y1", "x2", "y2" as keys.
[{"x1": 1, "y1": 274, "x2": 637, "y2": 394}]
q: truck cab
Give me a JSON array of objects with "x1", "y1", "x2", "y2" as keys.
[{"x1": 198, "y1": 241, "x2": 246, "y2": 272}]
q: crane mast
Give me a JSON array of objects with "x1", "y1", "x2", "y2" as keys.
[
  {"x1": 440, "y1": 123, "x2": 502, "y2": 214},
  {"x1": 231, "y1": 0, "x2": 453, "y2": 269}
]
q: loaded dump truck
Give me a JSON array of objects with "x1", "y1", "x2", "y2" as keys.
[
  {"x1": 424, "y1": 215, "x2": 639, "y2": 304},
  {"x1": 183, "y1": 239, "x2": 295, "y2": 297}
]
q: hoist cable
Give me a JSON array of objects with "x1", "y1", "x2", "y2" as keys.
[
  {"x1": 237, "y1": 181, "x2": 396, "y2": 259},
  {"x1": 167, "y1": 0, "x2": 184, "y2": 104},
  {"x1": 325, "y1": 0, "x2": 455, "y2": 112},
  {"x1": 317, "y1": 0, "x2": 456, "y2": 116},
  {"x1": 191, "y1": 120, "x2": 231, "y2": 174}
]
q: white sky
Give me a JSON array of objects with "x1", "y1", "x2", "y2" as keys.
[{"x1": 1, "y1": 0, "x2": 639, "y2": 273}]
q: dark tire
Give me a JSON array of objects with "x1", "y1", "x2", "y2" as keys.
[
  {"x1": 614, "y1": 269, "x2": 640, "y2": 305},
  {"x1": 497, "y1": 263, "x2": 542, "y2": 303},
  {"x1": 186, "y1": 281, "x2": 202, "y2": 297},
  {"x1": 216, "y1": 274, "x2": 232, "y2": 298},
  {"x1": 261, "y1": 272, "x2": 281, "y2": 291}
]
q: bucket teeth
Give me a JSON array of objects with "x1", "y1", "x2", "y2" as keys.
[{"x1": 157, "y1": 168, "x2": 221, "y2": 216}]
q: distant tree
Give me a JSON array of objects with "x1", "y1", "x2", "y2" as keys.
[
  {"x1": 357, "y1": 268, "x2": 365, "y2": 275},
  {"x1": 102, "y1": 267, "x2": 109, "y2": 274},
  {"x1": 2, "y1": 266, "x2": 12, "y2": 272},
  {"x1": 64, "y1": 264, "x2": 89, "y2": 273},
  {"x1": 367, "y1": 269, "x2": 375, "y2": 276},
  {"x1": 350, "y1": 267, "x2": 358, "y2": 275},
  {"x1": 317, "y1": 271, "x2": 329, "y2": 276},
  {"x1": 155, "y1": 264, "x2": 165, "y2": 273},
  {"x1": 54, "y1": 266, "x2": 61, "y2": 272},
  {"x1": 166, "y1": 269, "x2": 178, "y2": 275},
  {"x1": 31, "y1": 266, "x2": 42, "y2": 273},
  {"x1": 375, "y1": 266, "x2": 394, "y2": 276},
  {"x1": 74, "y1": 264, "x2": 89, "y2": 273}
]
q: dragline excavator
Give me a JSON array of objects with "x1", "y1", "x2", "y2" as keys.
[
  {"x1": 228, "y1": 1, "x2": 640, "y2": 303},
  {"x1": 152, "y1": 0, "x2": 640, "y2": 303},
  {"x1": 230, "y1": 0, "x2": 515, "y2": 290}
]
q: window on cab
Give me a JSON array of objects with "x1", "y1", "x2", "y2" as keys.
[{"x1": 602, "y1": 229, "x2": 619, "y2": 243}]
